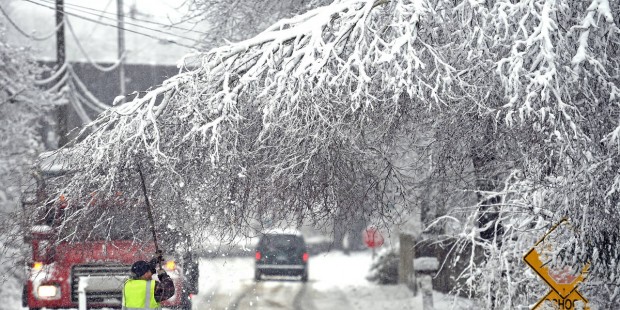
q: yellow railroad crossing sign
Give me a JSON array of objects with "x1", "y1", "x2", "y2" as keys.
[{"x1": 523, "y1": 219, "x2": 589, "y2": 309}]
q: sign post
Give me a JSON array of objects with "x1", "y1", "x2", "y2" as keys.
[
  {"x1": 523, "y1": 219, "x2": 589, "y2": 309},
  {"x1": 363, "y1": 227, "x2": 384, "y2": 258}
]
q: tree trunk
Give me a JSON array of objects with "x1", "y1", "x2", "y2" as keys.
[{"x1": 471, "y1": 118, "x2": 504, "y2": 245}]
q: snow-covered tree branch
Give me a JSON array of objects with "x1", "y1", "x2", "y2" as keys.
[
  {"x1": 40, "y1": 0, "x2": 620, "y2": 307},
  {"x1": 184, "y1": 0, "x2": 331, "y2": 49},
  {"x1": 60, "y1": 0, "x2": 468, "y2": 233}
]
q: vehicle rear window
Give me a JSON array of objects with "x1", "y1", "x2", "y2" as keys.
[{"x1": 259, "y1": 234, "x2": 305, "y2": 249}]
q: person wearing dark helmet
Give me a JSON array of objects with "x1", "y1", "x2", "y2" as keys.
[{"x1": 122, "y1": 255, "x2": 175, "y2": 309}]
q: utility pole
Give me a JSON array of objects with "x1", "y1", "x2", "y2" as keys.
[
  {"x1": 55, "y1": 0, "x2": 68, "y2": 147},
  {"x1": 117, "y1": 0, "x2": 126, "y2": 102}
]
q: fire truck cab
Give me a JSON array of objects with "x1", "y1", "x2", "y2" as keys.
[{"x1": 21, "y1": 150, "x2": 198, "y2": 309}]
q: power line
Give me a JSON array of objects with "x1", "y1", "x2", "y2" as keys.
[
  {"x1": 29, "y1": 0, "x2": 203, "y2": 43},
  {"x1": 0, "y1": 3, "x2": 61, "y2": 40},
  {"x1": 85, "y1": 0, "x2": 113, "y2": 38},
  {"x1": 65, "y1": 17, "x2": 126, "y2": 73},
  {"x1": 22, "y1": 0, "x2": 199, "y2": 49},
  {"x1": 36, "y1": 0, "x2": 211, "y2": 36}
]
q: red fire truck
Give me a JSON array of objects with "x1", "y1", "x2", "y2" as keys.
[{"x1": 21, "y1": 150, "x2": 198, "y2": 309}]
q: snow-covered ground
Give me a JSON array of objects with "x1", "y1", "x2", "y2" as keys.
[{"x1": 196, "y1": 249, "x2": 473, "y2": 309}]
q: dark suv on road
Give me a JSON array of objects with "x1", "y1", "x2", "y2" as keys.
[{"x1": 255, "y1": 232, "x2": 309, "y2": 282}]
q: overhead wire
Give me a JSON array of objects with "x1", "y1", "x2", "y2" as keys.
[
  {"x1": 22, "y1": 0, "x2": 199, "y2": 49},
  {"x1": 35, "y1": 63, "x2": 68, "y2": 85},
  {"x1": 84, "y1": 0, "x2": 114, "y2": 38},
  {"x1": 74, "y1": 89, "x2": 106, "y2": 113},
  {"x1": 65, "y1": 16, "x2": 126, "y2": 73},
  {"x1": 0, "y1": 3, "x2": 62, "y2": 40},
  {"x1": 67, "y1": 81, "x2": 94, "y2": 124},
  {"x1": 33, "y1": 0, "x2": 205, "y2": 42},
  {"x1": 11, "y1": 0, "x2": 200, "y2": 118},
  {"x1": 36, "y1": 0, "x2": 211, "y2": 36},
  {"x1": 46, "y1": 72, "x2": 68, "y2": 94},
  {"x1": 67, "y1": 65, "x2": 111, "y2": 112}
]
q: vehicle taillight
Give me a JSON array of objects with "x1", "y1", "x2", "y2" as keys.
[
  {"x1": 255, "y1": 251, "x2": 261, "y2": 260},
  {"x1": 302, "y1": 252, "x2": 309, "y2": 262}
]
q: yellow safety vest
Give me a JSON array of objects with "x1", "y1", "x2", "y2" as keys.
[{"x1": 122, "y1": 279, "x2": 160, "y2": 309}]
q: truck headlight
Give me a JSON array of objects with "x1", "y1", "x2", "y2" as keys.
[
  {"x1": 164, "y1": 260, "x2": 176, "y2": 271},
  {"x1": 32, "y1": 262, "x2": 43, "y2": 271},
  {"x1": 37, "y1": 284, "x2": 60, "y2": 299}
]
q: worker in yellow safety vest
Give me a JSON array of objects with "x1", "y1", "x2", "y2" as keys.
[{"x1": 122, "y1": 255, "x2": 175, "y2": 309}]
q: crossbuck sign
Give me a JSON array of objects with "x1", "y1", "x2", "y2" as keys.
[{"x1": 523, "y1": 219, "x2": 590, "y2": 310}]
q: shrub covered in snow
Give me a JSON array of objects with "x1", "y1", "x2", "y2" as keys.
[{"x1": 366, "y1": 247, "x2": 399, "y2": 285}]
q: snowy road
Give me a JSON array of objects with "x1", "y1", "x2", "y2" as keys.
[
  {"x1": 192, "y1": 251, "x2": 431, "y2": 310},
  {"x1": 205, "y1": 280, "x2": 308, "y2": 309},
  {"x1": 7, "y1": 249, "x2": 468, "y2": 310}
]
